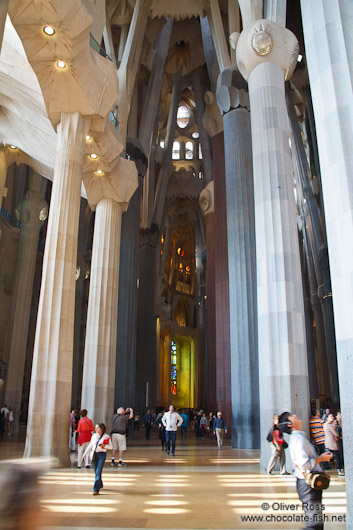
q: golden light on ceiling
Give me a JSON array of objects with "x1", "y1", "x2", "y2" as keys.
[
  {"x1": 56, "y1": 60, "x2": 67, "y2": 69},
  {"x1": 86, "y1": 135, "x2": 91, "y2": 141},
  {"x1": 96, "y1": 169, "x2": 104, "y2": 175},
  {"x1": 9, "y1": 145, "x2": 17, "y2": 149},
  {"x1": 89, "y1": 153, "x2": 98, "y2": 159},
  {"x1": 43, "y1": 25, "x2": 55, "y2": 36}
]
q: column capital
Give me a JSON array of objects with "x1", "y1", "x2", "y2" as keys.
[
  {"x1": 16, "y1": 191, "x2": 48, "y2": 228},
  {"x1": 203, "y1": 91, "x2": 224, "y2": 136},
  {"x1": 199, "y1": 180, "x2": 214, "y2": 216},
  {"x1": 236, "y1": 19, "x2": 298, "y2": 82},
  {"x1": 83, "y1": 156, "x2": 138, "y2": 210},
  {"x1": 216, "y1": 66, "x2": 249, "y2": 116}
]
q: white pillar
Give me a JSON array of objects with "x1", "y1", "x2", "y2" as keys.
[
  {"x1": 237, "y1": 18, "x2": 309, "y2": 465},
  {"x1": 24, "y1": 112, "x2": 88, "y2": 465},
  {"x1": 81, "y1": 198, "x2": 123, "y2": 428},
  {"x1": 4, "y1": 170, "x2": 47, "y2": 434},
  {"x1": 301, "y1": 2, "x2": 353, "y2": 526}
]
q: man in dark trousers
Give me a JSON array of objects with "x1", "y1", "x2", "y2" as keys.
[
  {"x1": 143, "y1": 409, "x2": 153, "y2": 440},
  {"x1": 279, "y1": 412, "x2": 332, "y2": 530}
]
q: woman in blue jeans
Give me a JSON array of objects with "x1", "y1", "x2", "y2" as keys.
[{"x1": 83, "y1": 423, "x2": 112, "y2": 495}]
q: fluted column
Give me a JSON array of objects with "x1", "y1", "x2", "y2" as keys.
[
  {"x1": 81, "y1": 198, "x2": 123, "y2": 428},
  {"x1": 237, "y1": 18, "x2": 309, "y2": 465},
  {"x1": 301, "y1": 3, "x2": 353, "y2": 525},
  {"x1": 4, "y1": 170, "x2": 47, "y2": 434},
  {"x1": 199, "y1": 182, "x2": 216, "y2": 412},
  {"x1": 216, "y1": 67, "x2": 259, "y2": 448},
  {"x1": 24, "y1": 112, "x2": 89, "y2": 464}
]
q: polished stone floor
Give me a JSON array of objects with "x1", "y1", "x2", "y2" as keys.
[{"x1": 0, "y1": 431, "x2": 347, "y2": 530}]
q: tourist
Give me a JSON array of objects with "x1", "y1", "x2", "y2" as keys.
[
  {"x1": 76, "y1": 409, "x2": 94, "y2": 468},
  {"x1": 111, "y1": 406, "x2": 133, "y2": 467},
  {"x1": 266, "y1": 414, "x2": 289, "y2": 475},
  {"x1": 0, "y1": 404, "x2": 9, "y2": 435},
  {"x1": 213, "y1": 411, "x2": 227, "y2": 449},
  {"x1": 162, "y1": 405, "x2": 183, "y2": 456},
  {"x1": 324, "y1": 413, "x2": 344, "y2": 476},
  {"x1": 180, "y1": 409, "x2": 188, "y2": 439},
  {"x1": 280, "y1": 411, "x2": 332, "y2": 530},
  {"x1": 143, "y1": 409, "x2": 153, "y2": 440},
  {"x1": 157, "y1": 409, "x2": 166, "y2": 450},
  {"x1": 83, "y1": 423, "x2": 112, "y2": 495},
  {"x1": 134, "y1": 411, "x2": 140, "y2": 431},
  {"x1": 200, "y1": 412, "x2": 209, "y2": 437}
]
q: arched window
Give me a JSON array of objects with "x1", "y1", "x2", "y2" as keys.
[
  {"x1": 177, "y1": 105, "x2": 190, "y2": 128},
  {"x1": 198, "y1": 143, "x2": 203, "y2": 159},
  {"x1": 172, "y1": 141, "x2": 180, "y2": 160},
  {"x1": 185, "y1": 141, "x2": 193, "y2": 159}
]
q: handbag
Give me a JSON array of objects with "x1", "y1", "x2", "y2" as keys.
[{"x1": 303, "y1": 470, "x2": 330, "y2": 490}]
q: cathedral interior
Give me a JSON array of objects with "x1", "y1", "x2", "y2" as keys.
[{"x1": 0, "y1": 0, "x2": 353, "y2": 526}]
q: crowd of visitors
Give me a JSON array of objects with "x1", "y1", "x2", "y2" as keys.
[
  {"x1": 67, "y1": 405, "x2": 229, "y2": 494},
  {"x1": 266, "y1": 408, "x2": 345, "y2": 477}
]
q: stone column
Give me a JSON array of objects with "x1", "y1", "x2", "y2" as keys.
[
  {"x1": 81, "y1": 155, "x2": 138, "y2": 427},
  {"x1": 301, "y1": 3, "x2": 353, "y2": 525},
  {"x1": 24, "y1": 112, "x2": 89, "y2": 464},
  {"x1": 81, "y1": 198, "x2": 123, "y2": 428},
  {"x1": 199, "y1": 182, "x2": 216, "y2": 412},
  {"x1": 4, "y1": 170, "x2": 47, "y2": 434},
  {"x1": 216, "y1": 67, "x2": 259, "y2": 448},
  {"x1": 115, "y1": 140, "x2": 147, "y2": 408},
  {"x1": 236, "y1": 18, "x2": 309, "y2": 465}
]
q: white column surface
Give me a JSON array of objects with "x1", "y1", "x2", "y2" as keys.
[
  {"x1": 24, "y1": 112, "x2": 88, "y2": 465},
  {"x1": 249, "y1": 62, "x2": 309, "y2": 464},
  {"x1": 301, "y1": 3, "x2": 353, "y2": 526},
  {"x1": 81, "y1": 198, "x2": 123, "y2": 429}
]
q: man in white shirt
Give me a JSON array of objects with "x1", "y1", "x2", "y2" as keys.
[
  {"x1": 279, "y1": 412, "x2": 332, "y2": 530},
  {"x1": 162, "y1": 405, "x2": 183, "y2": 456}
]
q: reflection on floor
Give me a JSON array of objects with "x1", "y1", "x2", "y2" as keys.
[{"x1": 0, "y1": 434, "x2": 346, "y2": 529}]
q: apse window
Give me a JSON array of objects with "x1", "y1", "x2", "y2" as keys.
[
  {"x1": 185, "y1": 141, "x2": 193, "y2": 160},
  {"x1": 172, "y1": 141, "x2": 181, "y2": 160},
  {"x1": 177, "y1": 105, "x2": 190, "y2": 129},
  {"x1": 171, "y1": 340, "x2": 178, "y2": 395},
  {"x1": 198, "y1": 143, "x2": 203, "y2": 159}
]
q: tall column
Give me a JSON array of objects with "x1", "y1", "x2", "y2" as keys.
[
  {"x1": 301, "y1": 2, "x2": 353, "y2": 526},
  {"x1": 4, "y1": 170, "x2": 47, "y2": 434},
  {"x1": 216, "y1": 67, "x2": 259, "y2": 448},
  {"x1": 236, "y1": 18, "x2": 309, "y2": 465},
  {"x1": 199, "y1": 182, "x2": 216, "y2": 412},
  {"x1": 24, "y1": 112, "x2": 89, "y2": 465},
  {"x1": 202, "y1": 92, "x2": 232, "y2": 431},
  {"x1": 81, "y1": 198, "x2": 123, "y2": 428}
]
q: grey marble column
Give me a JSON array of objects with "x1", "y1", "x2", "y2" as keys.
[
  {"x1": 4, "y1": 170, "x2": 47, "y2": 433},
  {"x1": 24, "y1": 112, "x2": 89, "y2": 465},
  {"x1": 301, "y1": 2, "x2": 353, "y2": 526},
  {"x1": 217, "y1": 67, "x2": 259, "y2": 449}
]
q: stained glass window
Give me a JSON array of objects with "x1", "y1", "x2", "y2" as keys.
[{"x1": 171, "y1": 340, "x2": 177, "y2": 395}]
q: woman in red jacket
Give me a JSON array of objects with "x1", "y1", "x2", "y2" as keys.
[
  {"x1": 267, "y1": 414, "x2": 290, "y2": 475},
  {"x1": 77, "y1": 409, "x2": 94, "y2": 468}
]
